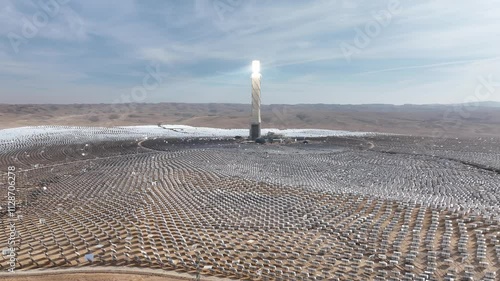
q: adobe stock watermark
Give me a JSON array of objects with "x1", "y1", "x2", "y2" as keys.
[
  {"x1": 107, "y1": 62, "x2": 167, "y2": 126},
  {"x1": 5, "y1": 166, "x2": 17, "y2": 272},
  {"x1": 7, "y1": 0, "x2": 71, "y2": 54},
  {"x1": 339, "y1": 0, "x2": 402, "y2": 62},
  {"x1": 195, "y1": 0, "x2": 260, "y2": 34},
  {"x1": 434, "y1": 74, "x2": 498, "y2": 138},
  {"x1": 270, "y1": 105, "x2": 290, "y2": 130},
  {"x1": 416, "y1": 74, "x2": 499, "y2": 153},
  {"x1": 212, "y1": 0, "x2": 245, "y2": 21}
]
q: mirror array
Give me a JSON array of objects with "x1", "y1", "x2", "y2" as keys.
[{"x1": 1, "y1": 132, "x2": 499, "y2": 281}]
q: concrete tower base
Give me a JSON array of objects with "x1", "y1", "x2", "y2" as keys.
[{"x1": 250, "y1": 124, "x2": 261, "y2": 140}]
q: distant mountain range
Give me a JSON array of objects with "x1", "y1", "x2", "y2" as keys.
[
  {"x1": 1, "y1": 102, "x2": 499, "y2": 137},
  {"x1": 404, "y1": 101, "x2": 500, "y2": 108},
  {"x1": 458, "y1": 101, "x2": 500, "y2": 107},
  {"x1": 289, "y1": 101, "x2": 500, "y2": 109}
]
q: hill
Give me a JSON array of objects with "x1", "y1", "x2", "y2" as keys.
[{"x1": 1, "y1": 102, "x2": 499, "y2": 137}]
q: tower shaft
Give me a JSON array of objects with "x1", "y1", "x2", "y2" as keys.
[{"x1": 250, "y1": 73, "x2": 261, "y2": 140}]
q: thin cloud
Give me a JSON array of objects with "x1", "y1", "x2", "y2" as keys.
[
  {"x1": 1, "y1": 0, "x2": 500, "y2": 104},
  {"x1": 357, "y1": 57, "x2": 500, "y2": 75}
]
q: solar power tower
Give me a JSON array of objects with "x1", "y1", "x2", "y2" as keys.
[{"x1": 250, "y1": 60, "x2": 262, "y2": 140}]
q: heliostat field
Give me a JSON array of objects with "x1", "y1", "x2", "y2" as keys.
[{"x1": 0, "y1": 126, "x2": 499, "y2": 281}]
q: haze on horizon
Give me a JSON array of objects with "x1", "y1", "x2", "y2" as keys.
[{"x1": 1, "y1": 0, "x2": 500, "y2": 105}]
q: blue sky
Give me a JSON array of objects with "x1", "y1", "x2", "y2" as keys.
[{"x1": 1, "y1": 0, "x2": 499, "y2": 104}]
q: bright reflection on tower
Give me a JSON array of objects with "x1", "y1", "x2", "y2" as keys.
[{"x1": 250, "y1": 60, "x2": 262, "y2": 140}]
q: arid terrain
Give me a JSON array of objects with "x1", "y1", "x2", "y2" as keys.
[
  {"x1": 0, "y1": 271, "x2": 194, "y2": 281},
  {"x1": 1, "y1": 128, "x2": 499, "y2": 280},
  {"x1": 1, "y1": 102, "x2": 500, "y2": 137},
  {"x1": 1, "y1": 103, "x2": 499, "y2": 280}
]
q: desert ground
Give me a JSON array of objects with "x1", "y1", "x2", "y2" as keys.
[
  {"x1": 0, "y1": 274, "x2": 181, "y2": 281},
  {"x1": 1, "y1": 103, "x2": 500, "y2": 280},
  {"x1": 0, "y1": 271, "x2": 194, "y2": 281},
  {"x1": 1, "y1": 102, "x2": 500, "y2": 137},
  {"x1": 0, "y1": 123, "x2": 499, "y2": 280}
]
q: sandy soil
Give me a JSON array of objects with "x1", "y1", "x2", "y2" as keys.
[
  {"x1": 1, "y1": 103, "x2": 500, "y2": 137},
  {"x1": 0, "y1": 273, "x2": 184, "y2": 281},
  {"x1": 0, "y1": 266, "x2": 230, "y2": 281},
  {"x1": 1, "y1": 136, "x2": 499, "y2": 281},
  {"x1": 1, "y1": 104, "x2": 499, "y2": 280}
]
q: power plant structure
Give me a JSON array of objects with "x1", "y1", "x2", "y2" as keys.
[{"x1": 250, "y1": 60, "x2": 262, "y2": 140}]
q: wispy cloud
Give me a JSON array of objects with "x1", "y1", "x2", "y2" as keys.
[
  {"x1": 357, "y1": 57, "x2": 500, "y2": 75},
  {"x1": 1, "y1": 0, "x2": 500, "y2": 104}
]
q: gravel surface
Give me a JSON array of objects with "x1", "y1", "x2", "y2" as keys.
[{"x1": 0, "y1": 132, "x2": 499, "y2": 280}]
